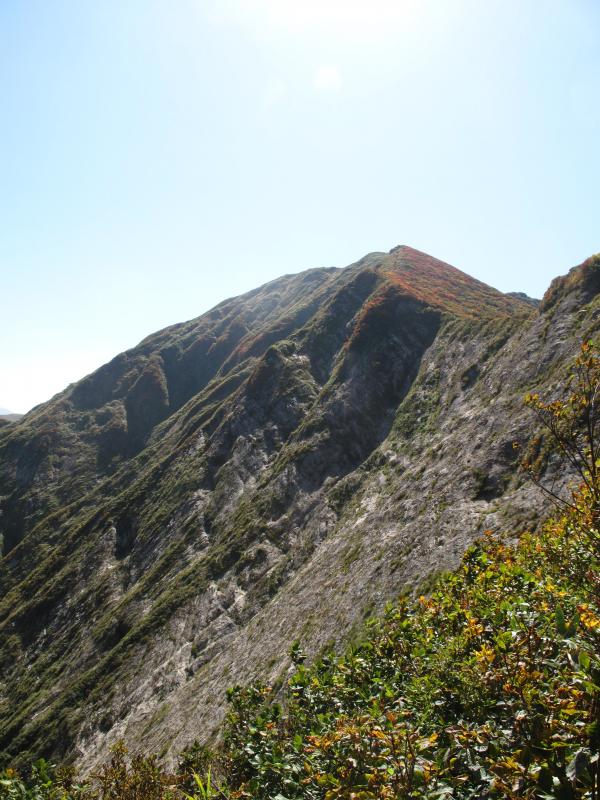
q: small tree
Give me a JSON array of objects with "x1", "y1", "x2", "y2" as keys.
[{"x1": 521, "y1": 341, "x2": 600, "y2": 554}]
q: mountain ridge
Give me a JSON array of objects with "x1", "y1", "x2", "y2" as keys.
[{"x1": 0, "y1": 246, "x2": 598, "y2": 769}]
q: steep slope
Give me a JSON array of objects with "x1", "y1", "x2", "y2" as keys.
[
  {"x1": 0, "y1": 263, "x2": 345, "y2": 555},
  {"x1": 212, "y1": 477, "x2": 600, "y2": 799},
  {"x1": 0, "y1": 247, "x2": 598, "y2": 770}
]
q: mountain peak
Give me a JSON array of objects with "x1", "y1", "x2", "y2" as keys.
[{"x1": 383, "y1": 245, "x2": 532, "y2": 318}]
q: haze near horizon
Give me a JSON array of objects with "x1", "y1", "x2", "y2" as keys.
[{"x1": 1, "y1": 0, "x2": 599, "y2": 413}]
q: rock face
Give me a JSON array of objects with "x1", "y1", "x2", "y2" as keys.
[{"x1": 1, "y1": 246, "x2": 599, "y2": 768}]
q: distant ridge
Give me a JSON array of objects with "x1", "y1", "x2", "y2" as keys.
[
  {"x1": 0, "y1": 407, "x2": 22, "y2": 423},
  {"x1": 507, "y1": 291, "x2": 540, "y2": 308}
]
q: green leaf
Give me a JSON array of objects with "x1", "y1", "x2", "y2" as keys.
[{"x1": 578, "y1": 650, "x2": 591, "y2": 670}]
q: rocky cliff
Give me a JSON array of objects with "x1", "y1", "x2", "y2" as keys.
[{"x1": 1, "y1": 246, "x2": 599, "y2": 768}]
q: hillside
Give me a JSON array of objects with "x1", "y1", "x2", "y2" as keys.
[
  {"x1": 203, "y1": 346, "x2": 600, "y2": 799},
  {"x1": 1, "y1": 246, "x2": 600, "y2": 770},
  {"x1": 0, "y1": 408, "x2": 22, "y2": 425}
]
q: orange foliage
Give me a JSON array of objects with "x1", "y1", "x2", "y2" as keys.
[{"x1": 383, "y1": 246, "x2": 529, "y2": 319}]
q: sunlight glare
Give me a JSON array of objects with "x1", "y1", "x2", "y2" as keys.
[{"x1": 210, "y1": 0, "x2": 422, "y2": 38}]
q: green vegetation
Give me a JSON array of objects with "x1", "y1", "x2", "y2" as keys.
[
  {"x1": 541, "y1": 255, "x2": 600, "y2": 314},
  {"x1": 3, "y1": 344, "x2": 600, "y2": 798},
  {"x1": 393, "y1": 365, "x2": 441, "y2": 440},
  {"x1": 4, "y1": 507, "x2": 599, "y2": 798},
  {"x1": 0, "y1": 743, "x2": 217, "y2": 800},
  {"x1": 214, "y1": 515, "x2": 599, "y2": 798}
]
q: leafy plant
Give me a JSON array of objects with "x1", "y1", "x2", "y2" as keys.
[{"x1": 521, "y1": 341, "x2": 600, "y2": 523}]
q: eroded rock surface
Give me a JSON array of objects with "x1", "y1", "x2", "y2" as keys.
[{"x1": 1, "y1": 246, "x2": 599, "y2": 768}]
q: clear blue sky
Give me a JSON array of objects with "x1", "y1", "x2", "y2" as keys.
[{"x1": 1, "y1": 0, "x2": 599, "y2": 413}]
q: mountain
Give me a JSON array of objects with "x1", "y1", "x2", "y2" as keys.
[
  {"x1": 1, "y1": 246, "x2": 599, "y2": 770},
  {"x1": 506, "y1": 291, "x2": 540, "y2": 307},
  {"x1": 0, "y1": 416, "x2": 20, "y2": 426},
  {"x1": 0, "y1": 408, "x2": 22, "y2": 425}
]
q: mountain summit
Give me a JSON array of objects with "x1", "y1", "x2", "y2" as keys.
[{"x1": 0, "y1": 247, "x2": 598, "y2": 768}]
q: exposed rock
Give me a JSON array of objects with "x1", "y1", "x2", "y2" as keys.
[{"x1": 1, "y1": 245, "x2": 599, "y2": 770}]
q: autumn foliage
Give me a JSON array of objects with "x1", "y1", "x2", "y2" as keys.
[{"x1": 384, "y1": 246, "x2": 530, "y2": 319}]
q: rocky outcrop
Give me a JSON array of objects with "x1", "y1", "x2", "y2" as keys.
[{"x1": 1, "y1": 246, "x2": 599, "y2": 770}]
